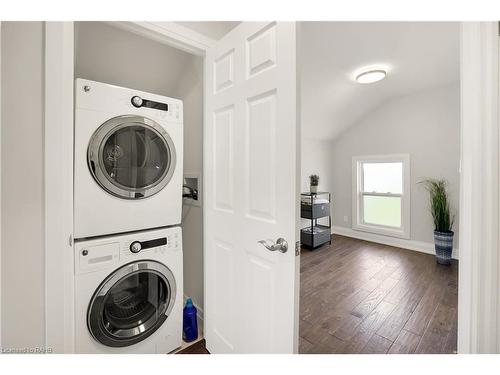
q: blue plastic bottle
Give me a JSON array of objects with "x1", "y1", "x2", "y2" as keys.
[{"x1": 182, "y1": 298, "x2": 198, "y2": 342}]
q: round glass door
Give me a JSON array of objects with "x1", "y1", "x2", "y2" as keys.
[
  {"x1": 87, "y1": 261, "x2": 176, "y2": 348},
  {"x1": 88, "y1": 115, "x2": 176, "y2": 199}
]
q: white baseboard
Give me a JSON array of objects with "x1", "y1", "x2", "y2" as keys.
[{"x1": 332, "y1": 225, "x2": 459, "y2": 260}]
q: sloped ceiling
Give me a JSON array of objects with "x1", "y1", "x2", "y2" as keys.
[
  {"x1": 176, "y1": 21, "x2": 240, "y2": 40},
  {"x1": 300, "y1": 22, "x2": 460, "y2": 140}
]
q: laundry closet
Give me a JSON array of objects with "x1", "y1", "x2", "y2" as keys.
[
  {"x1": 2, "y1": 21, "x2": 300, "y2": 354},
  {"x1": 73, "y1": 21, "x2": 204, "y2": 352}
]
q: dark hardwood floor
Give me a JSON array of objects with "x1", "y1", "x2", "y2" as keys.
[
  {"x1": 177, "y1": 339, "x2": 210, "y2": 354},
  {"x1": 299, "y1": 234, "x2": 458, "y2": 354}
]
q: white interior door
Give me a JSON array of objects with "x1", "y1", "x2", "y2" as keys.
[{"x1": 204, "y1": 22, "x2": 298, "y2": 353}]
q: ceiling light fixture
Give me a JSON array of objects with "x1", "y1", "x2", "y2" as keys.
[{"x1": 355, "y1": 69, "x2": 387, "y2": 84}]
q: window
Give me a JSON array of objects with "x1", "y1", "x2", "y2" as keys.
[{"x1": 352, "y1": 154, "x2": 410, "y2": 239}]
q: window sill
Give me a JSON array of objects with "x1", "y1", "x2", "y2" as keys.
[{"x1": 352, "y1": 223, "x2": 410, "y2": 240}]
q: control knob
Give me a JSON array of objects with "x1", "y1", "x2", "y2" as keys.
[
  {"x1": 130, "y1": 241, "x2": 142, "y2": 253},
  {"x1": 131, "y1": 96, "x2": 143, "y2": 108}
]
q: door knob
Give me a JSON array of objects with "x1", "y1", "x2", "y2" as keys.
[{"x1": 258, "y1": 238, "x2": 288, "y2": 253}]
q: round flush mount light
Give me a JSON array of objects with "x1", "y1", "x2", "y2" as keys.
[{"x1": 355, "y1": 69, "x2": 387, "y2": 84}]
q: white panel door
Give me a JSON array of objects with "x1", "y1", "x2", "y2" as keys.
[{"x1": 204, "y1": 22, "x2": 298, "y2": 353}]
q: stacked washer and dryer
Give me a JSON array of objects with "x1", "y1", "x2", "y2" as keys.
[{"x1": 73, "y1": 79, "x2": 184, "y2": 353}]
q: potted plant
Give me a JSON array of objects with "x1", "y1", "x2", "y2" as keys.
[
  {"x1": 420, "y1": 179, "x2": 455, "y2": 265},
  {"x1": 309, "y1": 174, "x2": 319, "y2": 193}
]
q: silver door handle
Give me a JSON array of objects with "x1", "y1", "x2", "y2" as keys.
[{"x1": 258, "y1": 238, "x2": 288, "y2": 253}]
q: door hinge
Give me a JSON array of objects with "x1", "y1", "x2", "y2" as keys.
[{"x1": 295, "y1": 241, "x2": 301, "y2": 256}]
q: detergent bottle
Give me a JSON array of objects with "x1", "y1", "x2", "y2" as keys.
[{"x1": 182, "y1": 298, "x2": 198, "y2": 342}]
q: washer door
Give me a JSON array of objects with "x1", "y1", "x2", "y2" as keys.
[
  {"x1": 88, "y1": 115, "x2": 176, "y2": 199},
  {"x1": 87, "y1": 260, "x2": 176, "y2": 348}
]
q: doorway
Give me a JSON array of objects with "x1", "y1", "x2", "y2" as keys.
[
  {"x1": 37, "y1": 23, "x2": 497, "y2": 351},
  {"x1": 298, "y1": 22, "x2": 460, "y2": 354}
]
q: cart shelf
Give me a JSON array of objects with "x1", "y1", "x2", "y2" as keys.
[{"x1": 300, "y1": 192, "x2": 332, "y2": 249}]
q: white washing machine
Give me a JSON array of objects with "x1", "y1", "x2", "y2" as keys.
[
  {"x1": 74, "y1": 227, "x2": 183, "y2": 353},
  {"x1": 74, "y1": 78, "x2": 183, "y2": 239}
]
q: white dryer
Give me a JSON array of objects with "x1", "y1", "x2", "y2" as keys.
[
  {"x1": 74, "y1": 79, "x2": 183, "y2": 239},
  {"x1": 74, "y1": 226, "x2": 183, "y2": 353}
]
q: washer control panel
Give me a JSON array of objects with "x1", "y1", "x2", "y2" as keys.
[
  {"x1": 122, "y1": 230, "x2": 181, "y2": 257},
  {"x1": 128, "y1": 238, "x2": 166, "y2": 253},
  {"x1": 75, "y1": 227, "x2": 182, "y2": 274}
]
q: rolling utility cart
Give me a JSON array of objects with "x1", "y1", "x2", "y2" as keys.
[{"x1": 300, "y1": 192, "x2": 332, "y2": 249}]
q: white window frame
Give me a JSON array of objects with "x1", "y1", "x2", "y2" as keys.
[{"x1": 352, "y1": 154, "x2": 411, "y2": 239}]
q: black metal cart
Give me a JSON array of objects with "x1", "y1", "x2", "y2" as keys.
[{"x1": 300, "y1": 192, "x2": 332, "y2": 249}]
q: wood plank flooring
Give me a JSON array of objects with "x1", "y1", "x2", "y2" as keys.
[
  {"x1": 299, "y1": 234, "x2": 458, "y2": 354},
  {"x1": 177, "y1": 339, "x2": 210, "y2": 354}
]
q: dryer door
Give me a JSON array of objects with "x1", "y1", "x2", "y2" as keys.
[
  {"x1": 88, "y1": 260, "x2": 176, "y2": 348},
  {"x1": 88, "y1": 115, "x2": 176, "y2": 199}
]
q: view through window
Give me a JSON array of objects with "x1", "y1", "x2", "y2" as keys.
[
  {"x1": 353, "y1": 155, "x2": 410, "y2": 238},
  {"x1": 362, "y1": 162, "x2": 403, "y2": 228}
]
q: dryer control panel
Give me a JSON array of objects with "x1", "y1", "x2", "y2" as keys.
[{"x1": 75, "y1": 78, "x2": 183, "y2": 124}]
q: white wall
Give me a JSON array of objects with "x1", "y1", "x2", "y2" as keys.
[
  {"x1": 0, "y1": 21, "x2": 2, "y2": 347},
  {"x1": 75, "y1": 22, "x2": 205, "y2": 310},
  {"x1": 329, "y1": 84, "x2": 461, "y2": 246},
  {"x1": 75, "y1": 22, "x2": 194, "y2": 98},
  {"x1": 301, "y1": 139, "x2": 333, "y2": 193},
  {"x1": 300, "y1": 139, "x2": 334, "y2": 228},
  {"x1": 1, "y1": 21, "x2": 46, "y2": 348},
  {"x1": 174, "y1": 57, "x2": 204, "y2": 311}
]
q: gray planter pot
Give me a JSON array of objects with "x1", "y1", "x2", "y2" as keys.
[
  {"x1": 310, "y1": 185, "x2": 318, "y2": 193},
  {"x1": 433, "y1": 230, "x2": 454, "y2": 265}
]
